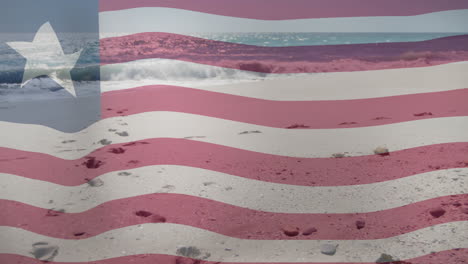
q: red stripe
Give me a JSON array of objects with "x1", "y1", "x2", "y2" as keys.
[
  {"x1": 1, "y1": 140, "x2": 467, "y2": 186},
  {"x1": 99, "y1": 0, "x2": 468, "y2": 20},
  {"x1": 3, "y1": 249, "x2": 468, "y2": 264},
  {"x1": 102, "y1": 86, "x2": 468, "y2": 129},
  {"x1": 100, "y1": 33, "x2": 468, "y2": 73},
  {"x1": 1, "y1": 194, "x2": 466, "y2": 240}
]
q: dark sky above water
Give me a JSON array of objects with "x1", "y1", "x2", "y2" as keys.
[{"x1": 0, "y1": 0, "x2": 98, "y2": 33}]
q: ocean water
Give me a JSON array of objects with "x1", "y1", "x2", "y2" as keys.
[
  {"x1": 0, "y1": 33, "x2": 99, "y2": 82},
  {"x1": 0, "y1": 32, "x2": 465, "y2": 100},
  {"x1": 189, "y1": 32, "x2": 459, "y2": 47}
]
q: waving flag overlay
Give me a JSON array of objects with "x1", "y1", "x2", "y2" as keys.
[{"x1": 1, "y1": 0, "x2": 468, "y2": 264}]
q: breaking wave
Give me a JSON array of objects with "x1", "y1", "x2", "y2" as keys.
[{"x1": 100, "y1": 59, "x2": 302, "y2": 86}]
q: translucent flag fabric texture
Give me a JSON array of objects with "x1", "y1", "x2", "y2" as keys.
[{"x1": 0, "y1": 1, "x2": 468, "y2": 263}]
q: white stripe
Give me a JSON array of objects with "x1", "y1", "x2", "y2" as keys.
[
  {"x1": 1, "y1": 166, "x2": 466, "y2": 213},
  {"x1": 99, "y1": 8, "x2": 468, "y2": 38},
  {"x1": 2, "y1": 222, "x2": 467, "y2": 262},
  {"x1": 101, "y1": 60, "x2": 468, "y2": 100},
  {"x1": 0, "y1": 112, "x2": 467, "y2": 159}
]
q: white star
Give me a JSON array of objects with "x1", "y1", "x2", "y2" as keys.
[{"x1": 6, "y1": 22, "x2": 82, "y2": 97}]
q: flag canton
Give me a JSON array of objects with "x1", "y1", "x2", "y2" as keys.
[{"x1": 0, "y1": 0, "x2": 100, "y2": 132}]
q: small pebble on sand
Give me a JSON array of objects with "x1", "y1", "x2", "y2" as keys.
[
  {"x1": 302, "y1": 227, "x2": 317, "y2": 236},
  {"x1": 31, "y1": 242, "x2": 59, "y2": 261},
  {"x1": 320, "y1": 243, "x2": 338, "y2": 255},
  {"x1": 374, "y1": 146, "x2": 390, "y2": 156},
  {"x1": 282, "y1": 226, "x2": 300, "y2": 237},
  {"x1": 429, "y1": 207, "x2": 446, "y2": 218}
]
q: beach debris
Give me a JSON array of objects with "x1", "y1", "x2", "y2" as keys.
[
  {"x1": 375, "y1": 253, "x2": 397, "y2": 262},
  {"x1": 134, "y1": 210, "x2": 166, "y2": 223},
  {"x1": 332, "y1": 153, "x2": 346, "y2": 158},
  {"x1": 355, "y1": 220, "x2": 366, "y2": 230},
  {"x1": 373, "y1": 116, "x2": 391, "y2": 120},
  {"x1": 286, "y1": 124, "x2": 310, "y2": 129},
  {"x1": 98, "y1": 139, "x2": 112, "y2": 145},
  {"x1": 86, "y1": 178, "x2": 104, "y2": 187},
  {"x1": 429, "y1": 207, "x2": 446, "y2": 218},
  {"x1": 413, "y1": 112, "x2": 433, "y2": 117},
  {"x1": 239, "y1": 130, "x2": 262, "y2": 135},
  {"x1": 302, "y1": 227, "x2": 318, "y2": 236},
  {"x1": 375, "y1": 253, "x2": 412, "y2": 263},
  {"x1": 428, "y1": 164, "x2": 442, "y2": 170},
  {"x1": 176, "y1": 246, "x2": 201, "y2": 258},
  {"x1": 338, "y1": 122, "x2": 357, "y2": 125},
  {"x1": 320, "y1": 243, "x2": 338, "y2": 255},
  {"x1": 46, "y1": 208, "x2": 65, "y2": 217},
  {"x1": 201, "y1": 252, "x2": 211, "y2": 259},
  {"x1": 282, "y1": 226, "x2": 300, "y2": 237},
  {"x1": 135, "y1": 210, "x2": 152, "y2": 217},
  {"x1": 30, "y1": 242, "x2": 59, "y2": 261},
  {"x1": 151, "y1": 214, "x2": 167, "y2": 223},
  {"x1": 109, "y1": 147, "x2": 126, "y2": 154},
  {"x1": 123, "y1": 141, "x2": 150, "y2": 146},
  {"x1": 83, "y1": 157, "x2": 103, "y2": 169},
  {"x1": 116, "y1": 131, "x2": 129, "y2": 137},
  {"x1": 374, "y1": 146, "x2": 390, "y2": 156}
]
